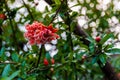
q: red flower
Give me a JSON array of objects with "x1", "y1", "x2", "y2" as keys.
[
  {"x1": 24, "y1": 21, "x2": 59, "y2": 45},
  {"x1": 44, "y1": 58, "x2": 49, "y2": 66},
  {"x1": 95, "y1": 36, "x2": 101, "y2": 42},
  {"x1": 51, "y1": 58, "x2": 55, "y2": 64},
  {"x1": 0, "y1": 14, "x2": 7, "y2": 20}
]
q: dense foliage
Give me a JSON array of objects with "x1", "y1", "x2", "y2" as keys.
[{"x1": 0, "y1": 0, "x2": 120, "y2": 80}]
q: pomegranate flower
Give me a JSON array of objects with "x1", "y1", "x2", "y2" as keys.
[
  {"x1": 0, "y1": 14, "x2": 7, "y2": 20},
  {"x1": 24, "y1": 21, "x2": 59, "y2": 45}
]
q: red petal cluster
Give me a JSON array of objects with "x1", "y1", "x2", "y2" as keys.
[
  {"x1": 0, "y1": 14, "x2": 7, "y2": 20},
  {"x1": 24, "y1": 21, "x2": 59, "y2": 45},
  {"x1": 43, "y1": 58, "x2": 49, "y2": 66}
]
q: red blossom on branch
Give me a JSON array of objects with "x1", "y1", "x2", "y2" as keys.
[
  {"x1": 0, "y1": 14, "x2": 7, "y2": 20},
  {"x1": 24, "y1": 21, "x2": 59, "y2": 45}
]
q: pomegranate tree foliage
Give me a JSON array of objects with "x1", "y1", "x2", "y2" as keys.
[{"x1": 0, "y1": 0, "x2": 120, "y2": 80}]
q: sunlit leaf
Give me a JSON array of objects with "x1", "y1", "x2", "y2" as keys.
[
  {"x1": 100, "y1": 33, "x2": 114, "y2": 45},
  {"x1": 2, "y1": 64, "x2": 11, "y2": 77},
  {"x1": 12, "y1": 52, "x2": 19, "y2": 62},
  {"x1": 92, "y1": 56, "x2": 98, "y2": 64},
  {"x1": 0, "y1": 47, "x2": 5, "y2": 56},
  {"x1": 106, "y1": 48, "x2": 120, "y2": 54},
  {"x1": 54, "y1": 0, "x2": 61, "y2": 5},
  {"x1": 99, "y1": 54, "x2": 107, "y2": 66},
  {"x1": 9, "y1": 70, "x2": 20, "y2": 80}
]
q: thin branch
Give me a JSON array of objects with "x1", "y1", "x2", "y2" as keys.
[
  {"x1": 22, "y1": 0, "x2": 34, "y2": 21},
  {"x1": 27, "y1": 66, "x2": 50, "y2": 74},
  {"x1": 0, "y1": 62, "x2": 20, "y2": 65},
  {"x1": 49, "y1": 0, "x2": 64, "y2": 25},
  {"x1": 36, "y1": 45, "x2": 43, "y2": 67}
]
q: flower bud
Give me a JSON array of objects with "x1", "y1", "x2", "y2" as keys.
[{"x1": 44, "y1": 58, "x2": 49, "y2": 66}]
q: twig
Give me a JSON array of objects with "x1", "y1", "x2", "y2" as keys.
[
  {"x1": 27, "y1": 66, "x2": 50, "y2": 74},
  {"x1": 22, "y1": 0, "x2": 34, "y2": 21},
  {"x1": 36, "y1": 45, "x2": 43, "y2": 67},
  {"x1": 49, "y1": 0, "x2": 64, "y2": 25},
  {"x1": 0, "y1": 61, "x2": 20, "y2": 65}
]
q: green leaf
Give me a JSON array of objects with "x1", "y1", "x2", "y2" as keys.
[
  {"x1": 86, "y1": 36, "x2": 95, "y2": 43},
  {"x1": 32, "y1": 45, "x2": 38, "y2": 53},
  {"x1": 21, "y1": 61, "x2": 26, "y2": 77},
  {"x1": 9, "y1": 0, "x2": 15, "y2": 3},
  {"x1": 76, "y1": 51, "x2": 87, "y2": 60},
  {"x1": 68, "y1": 52, "x2": 74, "y2": 60},
  {"x1": 9, "y1": 70, "x2": 20, "y2": 79},
  {"x1": 71, "y1": 12, "x2": 78, "y2": 18},
  {"x1": 54, "y1": 0, "x2": 61, "y2": 5},
  {"x1": 70, "y1": 21, "x2": 77, "y2": 32},
  {"x1": 100, "y1": 33, "x2": 114, "y2": 45},
  {"x1": 91, "y1": 56, "x2": 98, "y2": 64},
  {"x1": 89, "y1": 43, "x2": 95, "y2": 53},
  {"x1": 2, "y1": 64, "x2": 11, "y2": 77},
  {"x1": 0, "y1": 47, "x2": 5, "y2": 56},
  {"x1": 104, "y1": 44, "x2": 114, "y2": 51},
  {"x1": 99, "y1": 54, "x2": 107, "y2": 65},
  {"x1": 0, "y1": 77, "x2": 10, "y2": 80},
  {"x1": 79, "y1": 43, "x2": 88, "y2": 50},
  {"x1": 106, "y1": 48, "x2": 120, "y2": 54},
  {"x1": 99, "y1": 18, "x2": 109, "y2": 29},
  {"x1": 45, "y1": 52, "x2": 51, "y2": 60},
  {"x1": 12, "y1": 52, "x2": 19, "y2": 62}
]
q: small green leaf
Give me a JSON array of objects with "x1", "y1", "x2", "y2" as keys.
[
  {"x1": 0, "y1": 47, "x2": 5, "y2": 56},
  {"x1": 79, "y1": 43, "x2": 88, "y2": 50},
  {"x1": 70, "y1": 21, "x2": 77, "y2": 32},
  {"x1": 71, "y1": 12, "x2": 78, "y2": 18},
  {"x1": 99, "y1": 18, "x2": 109, "y2": 29},
  {"x1": 99, "y1": 54, "x2": 107, "y2": 65},
  {"x1": 59, "y1": 12, "x2": 65, "y2": 19},
  {"x1": 86, "y1": 36, "x2": 95, "y2": 43},
  {"x1": 12, "y1": 52, "x2": 19, "y2": 62},
  {"x1": 54, "y1": 0, "x2": 61, "y2": 5},
  {"x1": 2, "y1": 64, "x2": 11, "y2": 77},
  {"x1": 104, "y1": 44, "x2": 114, "y2": 51},
  {"x1": 89, "y1": 43, "x2": 95, "y2": 53},
  {"x1": 45, "y1": 52, "x2": 51, "y2": 60},
  {"x1": 100, "y1": 33, "x2": 114, "y2": 45},
  {"x1": 92, "y1": 56, "x2": 98, "y2": 64},
  {"x1": 0, "y1": 77, "x2": 10, "y2": 80},
  {"x1": 9, "y1": 70, "x2": 20, "y2": 79},
  {"x1": 32, "y1": 45, "x2": 38, "y2": 53},
  {"x1": 106, "y1": 48, "x2": 120, "y2": 54},
  {"x1": 76, "y1": 51, "x2": 87, "y2": 60},
  {"x1": 68, "y1": 52, "x2": 74, "y2": 60}
]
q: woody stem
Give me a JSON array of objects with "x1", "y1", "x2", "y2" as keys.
[
  {"x1": 49, "y1": 0, "x2": 64, "y2": 25},
  {"x1": 22, "y1": 0, "x2": 34, "y2": 21},
  {"x1": 36, "y1": 45, "x2": 43, "y2": 67}
]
